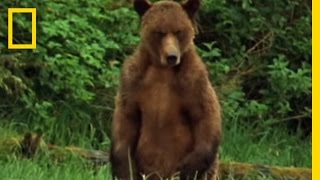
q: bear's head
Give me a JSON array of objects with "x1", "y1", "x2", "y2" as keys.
[{"x1": 134, "y1": 0, "x2": 200, "y2": 67}]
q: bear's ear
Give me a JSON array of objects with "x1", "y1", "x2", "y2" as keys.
[
  {"x1": 182, "y1": 0, "x2": 201, "y2": 18},
  {"x1": 134, "y1": 0, "x2": 152, "y2": 17}
]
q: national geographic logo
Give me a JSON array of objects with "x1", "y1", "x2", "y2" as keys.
[{"x1": 8, "y1": 8, "x2": 36, "y2": 49}]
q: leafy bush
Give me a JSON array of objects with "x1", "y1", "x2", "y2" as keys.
[
  {"x1": 0, "y1": 0, "x2": 139, "y2": 146},
  {"x1": 197, "y1": 0, "x2": 311, "y2": 134}
]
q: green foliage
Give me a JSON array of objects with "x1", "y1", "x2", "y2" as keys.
[
  {"x1": 0, "y1": 0, "x2": 138, "y2": 145},
  {"x1": 197, "y1": 0, "x2": 311, "y2": 131}
]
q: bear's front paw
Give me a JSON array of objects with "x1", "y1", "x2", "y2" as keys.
[{"x1": 177, "y1": 151, "x2": 214, "y2": 180}]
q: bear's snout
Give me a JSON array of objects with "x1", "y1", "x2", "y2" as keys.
[
  {"x1": 163, "y1": 49, "x2": 180, "y2": 66},
  {"x1": 167, "y1": 54, "x2": 178, "y2": 66},
  {"x1": 162, "y1": 34, "x2": 181, "y2": 66}
]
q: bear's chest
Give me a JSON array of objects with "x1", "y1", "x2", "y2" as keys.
[
  {"x1": 134, "y1": 67, "x2": 193, "y2": 174},
  {"x1": 136, "y1": 67, "x2": 183, "y2": 124},
  {"x1": 138, "y1": 83, "x2": 179, "y2": 127}
]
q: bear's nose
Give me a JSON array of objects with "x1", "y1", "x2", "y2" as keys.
[{"x1": 167, "y1": 55, "x2": 178, "y2": 66}]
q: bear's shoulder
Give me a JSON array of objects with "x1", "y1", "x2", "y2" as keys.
[
  {"x1": 119, "y1": 54, "x2": 147, "y2": 92},
  {"x1": 181, "y1": 53, "x2": 209, "y2": 82}
]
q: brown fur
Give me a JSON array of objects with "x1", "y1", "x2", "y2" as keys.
[{"x1": 110, "y1": 0, "x2": 222, "y2": 180}]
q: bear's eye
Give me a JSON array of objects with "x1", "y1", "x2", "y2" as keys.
[
  {"x1": 174, "y1": 30, "x2": 182, "y2": 35},
  {"x1": 174, "y1": 30, "x2": 184, "y2": 39},
  {"x1": 154, "y1": 31, "x2": 166, "y2": 38}
]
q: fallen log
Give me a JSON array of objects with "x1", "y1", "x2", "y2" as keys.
[
  {"x1": 219, "y1": 162, "x2": 311, "y2": 180},
  {"x1": 0, "y1": 133, "x2": 311, "y2": 180}
]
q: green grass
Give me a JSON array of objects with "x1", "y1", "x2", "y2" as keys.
[
  {"x1": 0, "y1": 119, "x2": 311, "y2": 180},
  {"x1": 0, "y1": 158, "x2": 111, "y2": 180},
  {"x1": 221, "y1": 121, "x2": 311, "y2": 167}
]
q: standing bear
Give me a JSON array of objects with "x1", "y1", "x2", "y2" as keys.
[{"x1": 110, "y1": 0, "x2": 222, "y2": 179}]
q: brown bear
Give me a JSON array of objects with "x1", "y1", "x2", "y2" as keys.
[{"x1": 110, "y1": 0, "x2": 222, "y2": 179}]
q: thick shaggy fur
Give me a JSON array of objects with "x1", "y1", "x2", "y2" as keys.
[{"x1": 110, "y1": 0, "x2": 222, "y2": 179}]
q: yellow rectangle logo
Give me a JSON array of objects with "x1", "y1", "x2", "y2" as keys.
[{"x1": 8, "y1": 8, "x2": 36, "y2": 49}]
